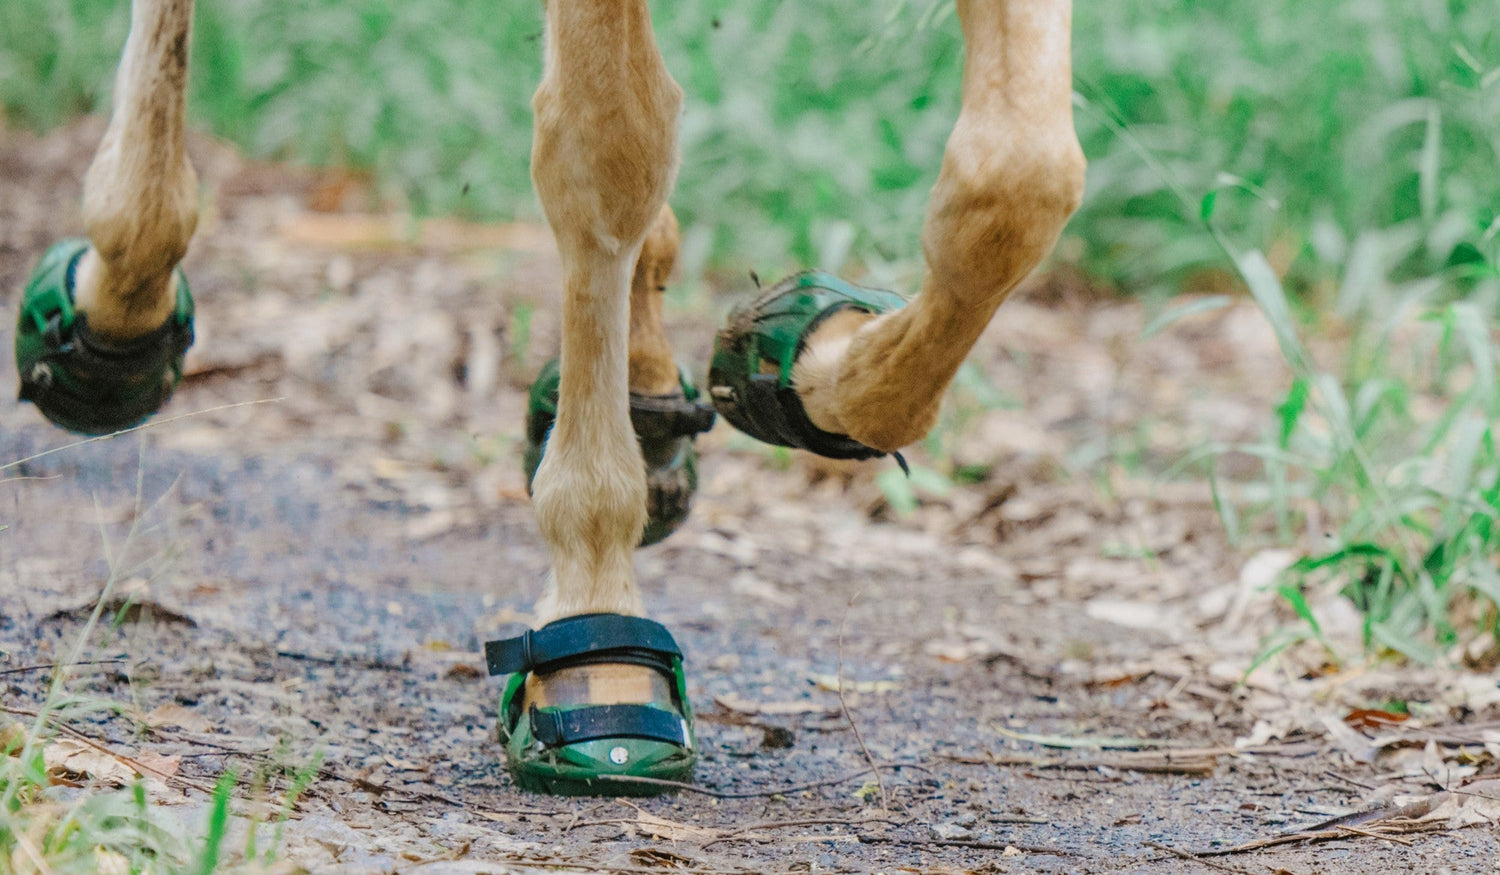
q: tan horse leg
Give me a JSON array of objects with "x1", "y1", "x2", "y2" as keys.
[
  {"x1": 528, "y1": 0, "x2": 681, "y2": 619},
  {"x1": 794, "y1": 0, "x2": 1085, "y2": 452},
  {"x1": 74, "y1": 0, "x2": 200, "y2": 342}
]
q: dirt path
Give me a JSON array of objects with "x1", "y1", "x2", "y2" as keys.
[{"x1": 3, "y1": 122, "x2": 1499, "y2": 874}]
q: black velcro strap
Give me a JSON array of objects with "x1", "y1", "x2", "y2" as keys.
[
  {"x1": 485, "y1": 613, "x2": 682, "y2": 677},
  {"x1": 530, "y1": 704, "x2": 691, "y2": 748},
  {"x1": 629, "y1": 393, "x2": 716, "y2": 440}
]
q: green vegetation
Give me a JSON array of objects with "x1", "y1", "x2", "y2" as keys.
[
  {"x1": 2, "y1": 2, "x2": 1499, "y2": 653},
  {"x1": 5, "y1": 0, "x2": 1495, "y2": 284}
]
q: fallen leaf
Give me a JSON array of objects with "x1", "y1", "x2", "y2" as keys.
[
  {"x1": 1344, "y1": 708, "x2": 1408, "y2": 730},
  {"x1": 446, "y1": 663, "x2": 483, "y2": 681},
  {"x1": 134, "y1": 751, "x2": 182, "y2": 779},
  {"x1": 44, "y1": 740, "x2": 134, "y2": 786},
  {"x1": 43, "y1": 739, "x2": 179, "y2": 791},
  {"x1": 1, "y1": 718, "x2": 23, "y2": 754},
  {"x1": 1320, "y1": 713, "x2": 1378, "y2": 763},
  {"x1": 1419, "y1": 778, "x2": 1500, "y2": 827},
  {"x1": 634, "y1": 812, "x2": 720, "y2": 841},
  {"x1": 1084, "y1": 598, "x2": 1175, "y2": 631},
  {"x1": 808, "y1": 673, "x2": 900, "y2": 694},
  {"x1": 145, "y1": 703, "x2": 213, "y2": 734},
  {"x1": 629, "y1": 848, "x2": 702, "y2": 868}
]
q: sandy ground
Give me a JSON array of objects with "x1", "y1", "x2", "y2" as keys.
[{"x1": 3, "y1": 121, "x2": 1500, "y2": 874}]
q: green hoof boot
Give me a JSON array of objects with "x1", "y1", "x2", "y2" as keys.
[
  {"x1": 14, "y1": 239, "x2": 195, "y2": 436},
  {"x1": 523, "y1": 359, "x2": 715, "y2": 547},
  {"x1": 488, "y1": 614, "x2": 697, "y2": 796},
  {"x1": 708, "y1": 270, "x2": 905, "y2": 460}
]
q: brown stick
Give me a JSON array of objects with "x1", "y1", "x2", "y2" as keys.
[
  {"x1": 855, "y1": 834, "x2": 1080, "y2": 857},
  {"x1": 0, "y1": 659, "x2": 124, "y2": 678},
  {"x1": 702, "y1": 816, "x2": 908, "y2": 849},
  {"x1": 1142, "y1": 841, "x2": 1258, "y2": 874},
  {"x1": 603, "y1": 761, "x2": 926, "y2": 799}
]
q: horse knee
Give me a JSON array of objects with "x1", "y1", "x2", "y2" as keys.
[{"x1": 924, "y1": 124, "x2": 1085, "y2": 290}]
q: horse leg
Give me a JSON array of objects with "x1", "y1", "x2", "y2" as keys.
[
  {"x1": 757, "y1": 0, "x2": 1086, "y2": 454},
  {"x1": 16, "y1": 0, "x2": 199, "y2": 435},
  {"x1": 498, "y1": 0, "x2": 695, "y2": 794}
]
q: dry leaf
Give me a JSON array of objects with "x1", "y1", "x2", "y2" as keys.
[
  {"x1": 634, "y1": 812, "x2": 720, "y2": 841},
  {"x1": 1319, "y1": 714, "x2": 1378, "y2": 764},
  {"x1": 1, "y1": 718, "x2": 23, "y2": 754},
  {"x1": 145, "y1": 703, "x2": 213, "y2": 734},
  {"x1": 1418, "y1": 778, "x2": 1500, "y2": 827},
  {"x1": 808, "y1": 673, "x2": 900, "y2": 694},
  {"x1": 43, "y1": 739, "x2": 178, "y2": 790},
  {"x1": 1084, "y1": 598, "x2": 1176, "y2": 631},
  {"x1": 44, "y1": 740, "x2": 135, "y2": 786},
  {"x1": 134, "y1": 751, "x2": 182, "y2": 780},
  {"x1": 1343, "y1": 708, "x2": 1408, "y2": 730},
  {"x1": 629, "y1": 848, "x2": 702, "y2": 868}
]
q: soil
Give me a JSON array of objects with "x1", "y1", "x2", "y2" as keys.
[{"x1": 3, "y1": 121, "x2": 1499, "y2": 874}]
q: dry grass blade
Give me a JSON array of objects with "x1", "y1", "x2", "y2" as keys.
[
  {"x1": 1142, "y1": 840, "x2": 1258, "y2": 874},
  {"x1": 836, "y1": 590, "x2": 887, "y2": 810}
]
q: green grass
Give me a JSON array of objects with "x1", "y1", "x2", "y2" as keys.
[{"x1": 5, "y1": 0, "x2": 1495, "y2": 286}]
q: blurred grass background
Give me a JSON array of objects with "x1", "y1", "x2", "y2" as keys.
[
  {"x1": 4, "y1": 0, "x2": 1500, "y2": 658},
  {"x1": 3, "y1": 0, "x2": 1495, "y2": 295}
]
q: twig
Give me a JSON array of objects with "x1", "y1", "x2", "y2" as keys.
[
  {"x1": 1335, "y1": 824, "x2": 1413, "y2": 845},
  {"x1": 600, "y1": 762, "x2": 923, "y2": 799},
  {"x1": 334, "y1": 770, "x2": 559, "y2": 818},
  {"x1": 1142, "y1": 841, "x2": 1257, "y2": 874},
  {"x1": 837, "y1": 589, "x2": 887, "y2": 810},
  {"x1": 1190, "y1": 820, "x2": 1450, "y2": 858},
  {"x1": 702, "y1": 815, "x2": 908, "y2": 849},
  {"x1": 273, "y1": 649, "x2": 403, "y2": 671},
  {"x1": 0, "y1": 658, "x2": 124, "y2": 678},
  {"x1": 499, "y1": 861, "x2": 749, "y2": 875},
  {"x1": 563, "y1": 800, "x2": 613, "y2": 833},
  {"x1": 1321, "y1": 768, "x2": 1375, "y2": 791},
  {"x1": 855, "y1": 834, "x2": 1080, "y2": 856}
]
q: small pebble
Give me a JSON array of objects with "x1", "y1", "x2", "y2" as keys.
[{"x1": 930, "y1": 822, "x2": 974, "y2": 841}]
